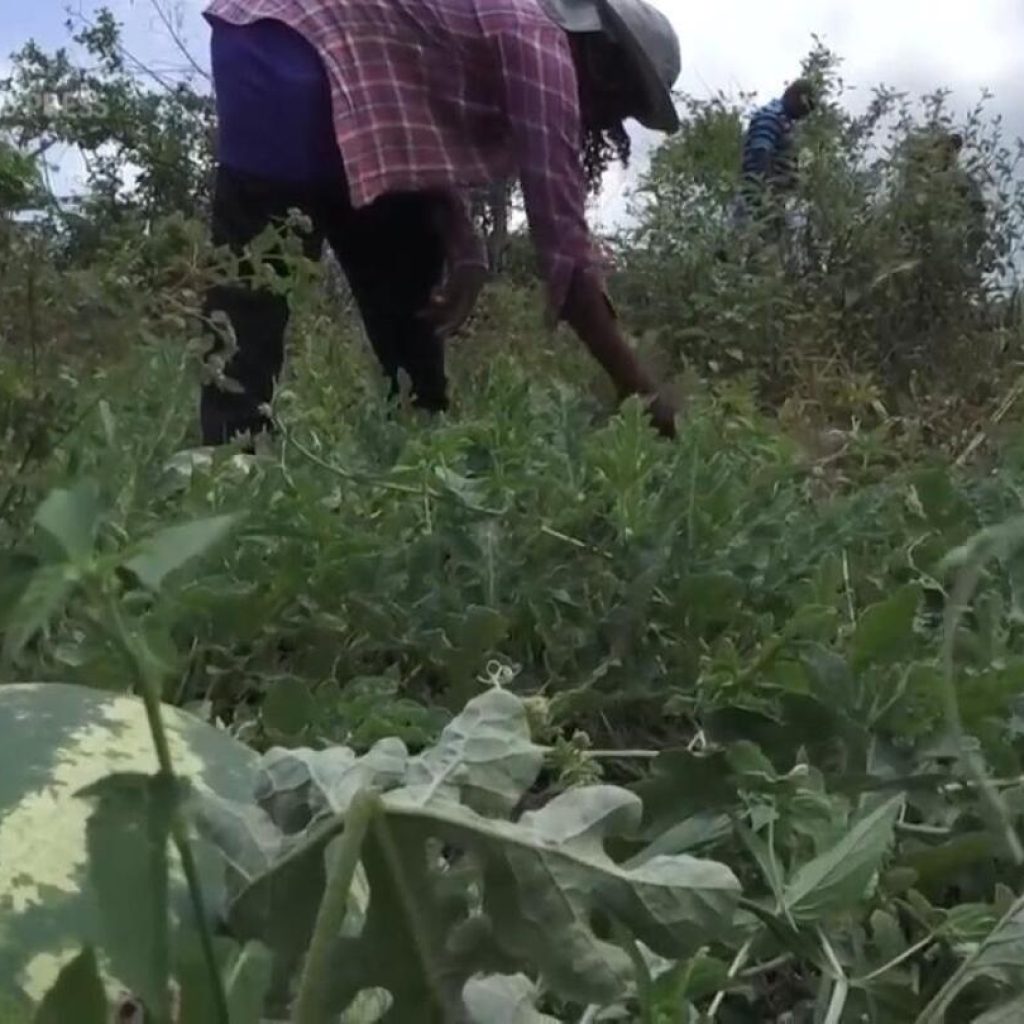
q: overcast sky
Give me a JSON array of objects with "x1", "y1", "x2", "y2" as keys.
[{"x1": 3, "y1": 0, "x2": 1023, "y2": 218}]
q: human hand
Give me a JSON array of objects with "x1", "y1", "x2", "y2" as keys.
[{"x1": 645, "y1": 389, "x2": 678, "y2": 439}]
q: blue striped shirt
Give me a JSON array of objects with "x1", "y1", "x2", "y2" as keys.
[{"x1": 741, "y1": 98, "x2": 794, "y2": 181}]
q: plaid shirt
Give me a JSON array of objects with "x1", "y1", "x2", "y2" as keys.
[{"x1": 204, "y1": 0, "x2": 600, "y2": 319}]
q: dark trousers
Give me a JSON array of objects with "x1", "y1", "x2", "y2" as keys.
[{"x1": 200, "y1": 165, "x2": 447, "y2": 446}]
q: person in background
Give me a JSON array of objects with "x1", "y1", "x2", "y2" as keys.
[
  {"x1": 937, "y1": 133, "x2": 987, "y2": 257},
  {"x1": 735, "y1": 78, "x2": 816, "y2": 239},
  {"x1": 903, "y1": 130, "x2": 988, "y2": 284},
  {"x1": 199, "y1": 0, "x2": 682, "y2": 447}
]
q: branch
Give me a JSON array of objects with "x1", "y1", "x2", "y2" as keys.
[{"x1": 148, "y1": 0, "x2": 210, "y2": 82}]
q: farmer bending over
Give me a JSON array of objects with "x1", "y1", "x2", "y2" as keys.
[{"x1": 199, "y1": 0, "x2": 682, "y2": 446}]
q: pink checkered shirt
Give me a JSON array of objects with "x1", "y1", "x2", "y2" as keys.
[{"x1": 204, "y1": 0, "x2": 602, "y2": 319}]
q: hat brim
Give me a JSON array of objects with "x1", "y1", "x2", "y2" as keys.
[{"x1": 599, "y1": 0, "x2": 680, "y2": 133}]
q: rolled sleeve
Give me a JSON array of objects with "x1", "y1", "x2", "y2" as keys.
[{"x1": 494, "y1": 25, "x2": 601, "y2": 324}]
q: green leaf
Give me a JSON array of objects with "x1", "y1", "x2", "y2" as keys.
[
  {"x1": 243, "y1": 779, "x2": 738, "y2": 1018},
  {"x1": 404, "y1": 688, "x2": 544, "y2": 816},
  {"x1": 899, "y1": 832, "x2": 994, "y2": 891},
  {"x1": 783, "y1": 794, "x2": 903, "y2": 923},
  {"x1": 262, "y1": 679, "x2": 316, "y2": 738},
  {"x1": 972, "y1": 994, "x2": 1024, "y2": 1023},
  {"x1": 254, "y1": 738, "x2": 408, "y2": 827},
  {"x1": 34, "y1": 480, "x2": 102, "y2": 564},
  {"x1": 80, "y1": 772, "x2": 181, "y2": 1020},
  {"x1": 0, "y1": 683, "x2": 258, "y2": 1007},
  {"x1": 736, "y1": 818, "x2": 785, "y2": 907},
  {"x1": 323, "y1": 817, "x2": 470, "y2": 1023},
  {"x1": 633, "y1": 748, "x2": 735, "y2": 837},
  {"x1": 124, "y1": 514, "x2": 238, "y2": 591},
  {"x1": 851, "y1": 585, "x2": 920, "y2": 670},
  {"x1": 412, "y1": 784, "x2": 738, "y2": 1006},
  {"x1": 2, "y1": 564, "x2": 76, "y2": 662},
  {"x1": 227, "y1": 820, "x2": 337, "y2": 976},
  {"x1": 462, "y1": 974, "x2": 560, "y2": 1023},
  {"x1": 32, "y1": 948, "x2": 107, "y2": 1024},
  {"x1": 965, "y1": 904, "x2": 1024, "y2": 986},
  {"x1": 870, "y1": 909, "x2": 906, "y2": 964}
]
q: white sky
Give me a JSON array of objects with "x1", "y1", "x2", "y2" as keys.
[{"x1": 3, "y1": 0, "x2": 1023, "y2": 215}]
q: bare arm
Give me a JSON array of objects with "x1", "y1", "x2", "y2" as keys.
[{"x1": 562, "y1": 269, "x2": 676, "y2": 437}]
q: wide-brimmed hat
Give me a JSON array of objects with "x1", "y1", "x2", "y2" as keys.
[{"x1": 538, "y1": 0, "x2": 681, "y2": 133}]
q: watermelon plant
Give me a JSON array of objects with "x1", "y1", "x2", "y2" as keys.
[
  {"x1": 3, "y1": 467, "x2": 1024, "y2": 1021},
  {"x1": 3, "y1": 11, "x2": 1024, "y2": 1020}
]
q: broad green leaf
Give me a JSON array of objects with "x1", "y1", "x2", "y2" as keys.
[
  {"x1": 261, "y1": 679, "x2": 316, "y2": 737},
  {"x1": 231, "y1": 688, "x2": 539, "y2": 1008},
  {"x1": 972, "y1": 994, "x2": 1024, "y2": 1023},
  {"x1": 403, "y1": 784, "x2": 738, "y2": 1006},
  {"x1": 736, "y1": 819, "x2": 785, "y2": 907},
  {"x1": 32, "y1": 947, "x2": 107, "y2": 1024},
  {"x1": 924, "y1": 905, "x2": 1024, "y2": 1023},
  {"x1": 405, "y1": 688, "x2": 544, "y2": 815},
  {"x1": 33, "y1": 480, "x2": 101, "y2": 564},
  {"x1": 0, "y1": 552, "x2": 40, "y2": 624},
  {"x1": 190, "y1": 792, "x2": 282, "y2": 886},
  {"x1": 321, "y1": 817, "x2": 470, "y2": 1023},
  {"x1": 633, "y1": 748, "x2": 735, "y2": 837},
  {"x1": 900, "y1": 833, "x2": 993, "y2": 890},
  {"x1": 965, "y1": 904, "x2": 1024, "y2": 985},
  {"x1": 943, "y1": 903, "x2": 999, "y2": 943},
  {"x1": 783, "y1": 794, "x2": 903, "y2": 923},
  {"x1": 851, "y1": 585, "x2": 920, "y2": 670},
  {"x1": 227, "y1": 820, "x2": 339, "y2": 977},
  {"x1": 462, "y1": 974, "x2": 560, "y2": 1023},
  {"x1": 80, "y1": 772, "x2": 182, "y2": 1020},
  {"x1": 629, "y1": 811, "x2": 732, "y2": 862},
  {"x1": 255, "y1": 738, "x2": 408, "y2": 825},
  {"x1": 0, "y1": 684, "x2": 258, "y2": 1006},
  {"x1": 242, "y1": 781, "x2": 738, "y2": 1018},
  {"x1": 2, "y1": 564, "x2": 76, "y2": 663},
  {"x1": 124, "y1": 514, "x2": 238, "y2": 591}
]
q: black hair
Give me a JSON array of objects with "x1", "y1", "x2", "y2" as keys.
[{"x1": 581, "y1": 121, "x2": 632, "y2": 194}]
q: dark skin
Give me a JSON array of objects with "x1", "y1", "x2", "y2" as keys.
[
  {"x1": 565, "y1": 33, "x2": 676, "y2": 438},
  {"x1": 423, "y1": 31, "x2": 677, "y2": 439},
  {"x1": 781, "y1": 82, "x2": 815, "y2": 121}
]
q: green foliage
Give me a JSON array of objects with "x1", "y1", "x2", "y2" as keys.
[
  {"x1": 0, "y1": 141, "x2": 39, "y2": 212},
  {"x1": 617, "y1": 43, "x2": 1024, "y2": 416},
  {"x1": 32, "y1": 948, "x2": 107, "y2": 1024},
  {"x1": 3, "y1": 12, "x2": 1024, "y2": 1023}
]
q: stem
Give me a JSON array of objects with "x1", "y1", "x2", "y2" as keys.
[
  {"x1": 292, "y1": 790, "x2": 379, "y2": 1024},
  {"x1": 853, "y1": 932, "x2": 938, "y2": 985},
  {"x1": 281, "y1": 420, "x2": 504, "y2": 515},
  {"x1": 823, "y1": 976, "x2": 850, "y2": 1024},
  {"x1": 372, "y1": 814, "x2": 452, "y2": 1018},
  {"x1": 740, "y1": 953, "x2": 794, "y2": 979},
  {"x1": 703, "y1": 937, "x2": 753, "y2": 1022},
  {"x1": 618, "y1": 929, "x2": 655, "y2": 1024},
  {"x1": 106, "y1": 597, "x2": 229, "y2": 1024},
  {"x1": 579, "y1": 749, "x2": 659, "y2": 761},
  {"x1": 913, "y1": 893, "x2": 1024, "y2": 1024},
  {"x1": 818, "y1": 930, "x2": 849, "y2": 1024},
  {"x1": 941, "y1": 562, "x2": 1024, "y2": 864}
]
